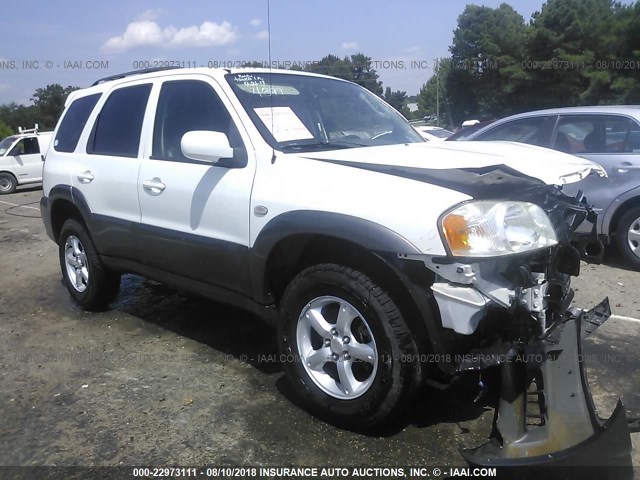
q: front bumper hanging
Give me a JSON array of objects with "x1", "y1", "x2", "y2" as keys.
[{"x1": 461, "y1": 298, "x2": 635, "y2": 478}]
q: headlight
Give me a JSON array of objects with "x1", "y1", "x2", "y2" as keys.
[{"x1": 440, "y1": 201, "x2": 558, "y2": 257}]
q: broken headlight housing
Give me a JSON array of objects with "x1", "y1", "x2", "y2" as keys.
[{"x1": 440, "y1": 201, "x2": 558, "y2": 257}]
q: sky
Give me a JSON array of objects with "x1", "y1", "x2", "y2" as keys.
[{"x1": 0, "y1": 0, "x2": 628, "y2": 105}]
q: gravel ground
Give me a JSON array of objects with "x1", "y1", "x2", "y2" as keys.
[{"x1": 0, "y1": 187, "x2": 638, "y2": 472}]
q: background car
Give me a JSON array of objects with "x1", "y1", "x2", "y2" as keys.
[
  {"x1": 446, "y1": 120, "x2": 495, "y2": 141},
  {"x1": 460, "y1": 106, "x2": 640, "y2": 268},
  {"x1": 0, "y1": 125, "x2": 52, "y2": 194},
  {"x1": 412, "y1": 125, "x2": 454, "y2": 141}
]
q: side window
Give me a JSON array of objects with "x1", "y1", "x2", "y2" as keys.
[
  {"x1": 476, "y1": 117, "x2": 551, "y2": 146},
  {"x1": 23, "y1": 137, "x2": 40, "y2": 154},
  {"x1": 627, "y1": 121, "x2": 640, "y2": 153},
  {"x1": 8, "y1": 138, "x2": 38, "y2": 155},
  {"x1": 555, "y1": 115, "x2": 636, "y2": 154},
  {"x1": 8, "y1": 139, "x2": 25, "y2": 156},
  {"x1": 152, "y1": 80, "x2": 243, "y2": 162},
  {"x1": 54, "y1": 93, "x2": 101, "y2": 153},
  {"x1": 88, "y1": 84, "x2": 152, "y2": 157}
]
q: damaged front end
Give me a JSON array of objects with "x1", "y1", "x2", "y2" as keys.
[{"x1": 406, "y1": 176, "x2": 634, "y2": 474}]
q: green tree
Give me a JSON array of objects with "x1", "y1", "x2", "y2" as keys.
[
  {"x1": 526, "y1": 0, "x2": 619, "y2": 106},
  {"x1": 305, "y1": 53, "x2": 383, "y2": 95},
  {"x1": 31, "y1": 84, "x2": 79, "y2": 129},
  {"x1": 448, "y1": 3, "x2": 530, "y2": 119},
  {"x1": 608, "y1": 1, "x2": 640, "y2": 103},
  {"x1": 0, "y1": 120, "x2": 12, "y2": 139},
  {"x1": 383, "y1": 87, "x2": 410, "y2": 117},
  {"x1": 416, "y1": 58, "x2": 456, "y2": 129},
  {"x1": 0, "y1": 103, "x2": 40, "y2": 133}
]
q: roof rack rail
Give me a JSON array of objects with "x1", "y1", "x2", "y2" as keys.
[
  {"x1": 18, "y1": 124, "x2": 39, "y2": 134},
  {"x1": 91, "y1": 67, "x2": 181, "y2": 86}
]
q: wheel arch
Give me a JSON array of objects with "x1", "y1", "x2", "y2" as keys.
[
  {"x1": 48, "y1": 185, "x2": 92, "y2": 242},
  {"x1": 607, "y1": 195, "x2": 640, "y2": 237},
  {"x1": 250, "y1": 211, "x2": 441, "y2": 373}
]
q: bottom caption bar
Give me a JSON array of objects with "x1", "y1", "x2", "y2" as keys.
[{"x1": 0, "y1": 465, "x2": 636, "y2": 480}]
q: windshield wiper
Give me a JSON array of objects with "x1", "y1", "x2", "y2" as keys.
[{"x1": 280, "y1": 141, "x2": 367, "y2": 152}]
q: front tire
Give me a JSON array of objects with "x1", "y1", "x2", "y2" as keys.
[
  {"x1": 0, "y1": 172, "x2": 17, "y2": 194},
  {"x1": 58, "y1": 218, "x2": 121, "y2": 311},
  {"x1": 615, "y1": 206, "x2": 640, "y2": 270},
  {"x1": 278, "y1": 264, "x2": 418, "y2": 430}
]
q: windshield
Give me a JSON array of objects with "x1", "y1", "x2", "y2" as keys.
[
  {"x1": 226, "y1": 73, "x2": 424, "y2": 153},
  {"x1": 0, "y1": 136, "x2": 17, "y2": 156}
]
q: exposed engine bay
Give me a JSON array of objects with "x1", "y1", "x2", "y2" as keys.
[{"x1": 402, "y1": 175, "x2": 636, "y2": 475}]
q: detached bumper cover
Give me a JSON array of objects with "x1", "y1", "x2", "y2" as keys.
[{"x1": 461, "y1": 299, "x2": 634, "y2": 474}]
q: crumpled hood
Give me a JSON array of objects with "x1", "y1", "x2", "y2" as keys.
[{"x1": 296, "y1": 141, "x2": 607, "y2": 186}]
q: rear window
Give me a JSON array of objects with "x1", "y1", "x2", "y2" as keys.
[
  {"x1": 53, "y1": 93, "x2": 101, "y2": 153},
  {"x1": 88, "y1": 84, "x2": 152, "y2": 157}
]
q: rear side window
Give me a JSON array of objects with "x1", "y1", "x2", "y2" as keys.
[
  {"x1": 88, "y1": 84, "x2": 152, "y2": 157},
  {"x1": 53, "y1": 93, "x2": 101, "y2": 153},
  {"x1": 555, "y1": 115, "x2": 638, "y2": 154},
  {"x1": 628, "y1": 121, "x2": 640, "y2": 152},
  {"x1": 475, "y1": 117, "x2": 552, "y2": 146}
]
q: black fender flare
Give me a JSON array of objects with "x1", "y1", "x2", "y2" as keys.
[
  {"x1": 249, "y1": 210, "x2": 423, "y2": 303},
  {"x1": 44, "y1": 185, "x2": 94, "y2": 241}
]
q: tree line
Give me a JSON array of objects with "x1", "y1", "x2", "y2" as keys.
[
  {"x1": 0, "y1": 84, "x2": 79, "y2": 137},
  {"x1": 0, "y1": 0, "x2": 637, "y2": 138},
  {"x1": 418, "y1": 0, "x2": 640, "y2": 129}
]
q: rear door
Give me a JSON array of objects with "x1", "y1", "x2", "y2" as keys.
[
  {"x1": 551, "y1": 114, "x2": 640, "y2": 233},
  {"x1": 137, "y1": 75, "x2": 256, "y2": 294},
  {"x1": 69, "y1": 81, "x2": 153, "y2": 259}
]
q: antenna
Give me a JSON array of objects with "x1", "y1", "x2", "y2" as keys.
[
  {"x1": 267, "y1": 0, "x2": 272, "y2": 72},
  {"x1": 267, "y1": 0, "x2": 276, "y2": 163}
]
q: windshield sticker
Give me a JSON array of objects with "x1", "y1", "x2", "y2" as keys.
[
  {"x1": 254, "y1": 107, "x2": 314, "y2": 142},
  {"x1": 233, "y1": 74, "x2": 299, "y2": 96}
]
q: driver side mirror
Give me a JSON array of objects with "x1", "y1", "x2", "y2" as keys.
[{"x1": 181, "y1": 131, "x2": 234, "y2": 164}]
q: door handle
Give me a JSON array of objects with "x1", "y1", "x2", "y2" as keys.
[
  {"x1": 142, "y1": 178, "x2": 166, "y2": 194},
  {"x1": 77, "y1": 171, "x2": 94, "y2": 183},
  {"x1": 616, "y1": 164, "x2": 640, "y2": 173}
]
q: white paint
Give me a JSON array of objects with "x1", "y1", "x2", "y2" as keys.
[{"x1": 0, "y1": 200, "x2": 39, "y2": 210}]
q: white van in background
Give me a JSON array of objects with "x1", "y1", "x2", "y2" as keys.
[{"x1": 0, "y1": 125, "x2": 53, "y2": 194}]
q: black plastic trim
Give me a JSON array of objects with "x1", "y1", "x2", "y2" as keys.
[
  {"x1": 136, "y1": 223, "x2": 252, "y2": 297},
  {"x1": 40, "y1": 195, "x2": 53, "y2": 241},
  {"x1": 249, "y1": 210, "x2": 423, "y2": 303},
  {"x1": 101, "y1": 255, "x2": 276, "y2": 324}
]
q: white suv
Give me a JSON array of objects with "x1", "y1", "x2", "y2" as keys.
[
  {"x1": 40, "y1": 68, "x2": 631, "y2": 466},
  {"x1": 0, "y1": 126, "x2": 52, "y2": 193}
]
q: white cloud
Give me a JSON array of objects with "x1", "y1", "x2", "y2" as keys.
[
  {"x1": 341, "y1": 41, "x2": 359, "y2": 50},
  {"x1": 0, "y1": 84, "x2": 9, "y2": 92},
  {"x1": 102, "y1": 20, "x2": 238, "y2": 52},
  {"x1": 255, "y1": 30, "x2": 269, "y2": 40},
  {"x1": 249, "y1": 18, "x2": 262, "y2": 27},
  {"x1": 138, "y1": 8, "x2": 166, "y2": 21}
]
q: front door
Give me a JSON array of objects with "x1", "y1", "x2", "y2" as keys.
[{"x1": 137, "y1": 76, "x2": 256, "y2": 295}]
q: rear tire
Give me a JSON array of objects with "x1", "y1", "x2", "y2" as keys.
[
  {"x1": 58, "y1": 218, "x2": 121, "y2": 311},
  {"x1": 0, "y1": 172, "x2": 17, "y2": 194},
  {"x1": 278, "y1": 263, "x2": 418, "y2": 430},
  {"x1": 615, "y1": 206, "x2": 640, "y2": 270}
]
